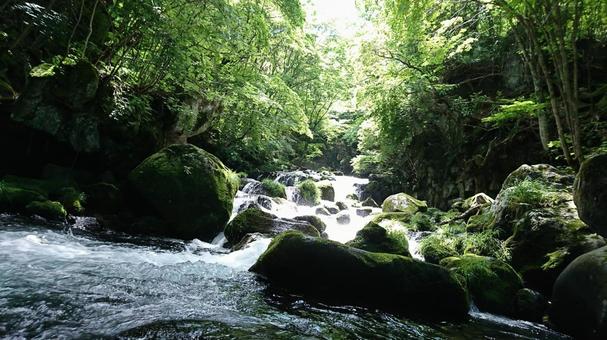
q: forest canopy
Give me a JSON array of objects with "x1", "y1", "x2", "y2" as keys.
[{"x1": 1, "y1": 0, "x2": 607, "y2": 205}]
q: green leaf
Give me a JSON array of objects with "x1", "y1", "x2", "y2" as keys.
[{"x1": 29, "y1": 63, "x2": 56, "y2": 78}]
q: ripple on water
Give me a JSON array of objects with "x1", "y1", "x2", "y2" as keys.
[{"x1": 0, "y1": 215, "x2": 570, "y2": 339}]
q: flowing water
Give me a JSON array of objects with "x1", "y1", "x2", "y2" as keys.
[{"x1": 0, "y1": 176, "x2": 569, "y2": 339}]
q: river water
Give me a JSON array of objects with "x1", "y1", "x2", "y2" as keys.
[{"x1": 0, "y1": 176, "x2": 569, "y2": 339}]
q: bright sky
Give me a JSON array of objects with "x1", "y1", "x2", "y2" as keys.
[{"x1": 304, "y1": 0, "x2": 364, "y2": 39}]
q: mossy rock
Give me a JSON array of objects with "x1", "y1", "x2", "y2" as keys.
[
  {"x1": 382, "y1": 193, "x2": 428, "y2": 214},
  {"x1": 261, "y1": 179, "x2": 287, "y2": 199},
  {"x1": 129, "y1": 144, "x2": 239, "y2": 241},
  {"x1": 0, "y1": 182, "x2": 46, "y2": 211},
  {"x1": 25, "y1": 200, "x2": 67, "y2": 220},
  {"x1": 372, "y1": 212, "x2": 412, "y2": 225},
  {"x1": 346, "y1": 222, "x2": 410, "y2": 257},
  {"x1": 550, "y1": 246, "x2": 607, "y2": 339},
  {"x1": 296, "y1": 180, "x2": 320, "y2": 206},
  {"x1": 224, "y1": 208, "x2": 320, "y2": 244},
  {"x1": 251, "y1": 231, "x2": 469, "y2": 320},
  {"x1": 293, "y1": 215, "x2": 327, "y2": 233},
  {"x1": 316, "y1": 181, "x2": 335, "y2": 201},
  {"x1": 574, "y1": 154, "x2": 607, "y2": 237},
  {"x1": 440, "y1": 254, "x2": 523, "y2": 316},
  {"x1": 56, "y1": 187, "x2": 85, "y2": 214},
  {"x1": 505, "y1": 209, "x2": 605, "y2": 295},
  {"x1": 52, "y1": 60, "x2": 99, "y2": 110}
]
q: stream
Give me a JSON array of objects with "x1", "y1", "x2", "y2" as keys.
[{"x1": 0, "y1": 175, "x2": 569, "y2": 339}]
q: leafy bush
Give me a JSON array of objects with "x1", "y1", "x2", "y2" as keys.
[
  {"x1": 261, "y1": 179, "x2": 286, "y2": 199},
  {"x1": 297, "y1": 180, "x2": 320, "y2": 206}
]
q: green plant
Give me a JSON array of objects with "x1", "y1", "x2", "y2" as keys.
[
  {"x1": 261, "y1": 179, "x2": 287, "y2": 199},
  {"x1": 297, "y1": 179, "x2": 320, "y2": 206}
]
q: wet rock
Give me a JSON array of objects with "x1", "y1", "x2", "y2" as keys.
[
  {"x1": 294, "y1": 215, "x2": 327, "y2": 233},
  {"x1": 315, "y1": 207, "x2": 331, "y2": 216},
  {"x1": 317, "y1": 181, "x2": 335, "y2": 201},
  {"x1": 346, "y1": 193, "x2": 359, "y2": 201},
  {"x1": 336, "y1": 212, "x2": 351, "y2": 225},
  {"x1": 129, "y1": 144, "x2": 239, "y2": 241},
  {"x1": 232, "y1": 233, "x2": 267, "y2": 251},
  {"x1": 382, "y1": 193, "x2": 428, "y2": 215},
  {"x1": 346, "y1": 222, "x2": 410, "y2": 257},
  {"x1": 550, "y1": 246, "x2": 607, "y2": 339},
  {"x1": 336, "y1": 201, "x2": 348, "y2": 210},
  {"x1": 361, "y1": 197, "x2": 379, "y2": 208},
  {"x1": 515, "y1": 288, "x2": 547, "y2": 323},
  {"x1": 356, "y1": 208, "x2": 373, "y2": 217},
  {"x1": 324, "y1": 204, "x2": 339, "y2": 214},
  {"x1": 574, "y1": 154, "x2": 607, "y2": 237},
  {"x1": 257, "y1": 195, "x2": 273, "y2": 210},
  {"x1": 26, "y1": 200, "x2": 67, "y2": 220},
  {"x1": 224, "y1": 208, "x2": 320, "y2": 244},
  {"x1": 250, "y1": 231, "x2": 469, "y2": 320}
]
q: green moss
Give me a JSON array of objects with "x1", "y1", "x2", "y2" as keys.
[
  {"x1": 420, "y1": 234, "x2": 459, "y2": 264},
  {"x1": 25, "y1": 200, "x2": 67, "y2": 220},
  {"x1": 463, "y1": 229, "x2": 510, "y2": 262},
  {"x1": 440, "y1": 254, "x2": 523, "y2": 316},
  {"x1": 297, "y1": 180, "x2": 320, "y2": 206},
  {"x1": 372, "y1": 212, "x2": 412, "y2": 225},
  {"x1": 466, "y1": 210, "x2": 495, "y2": 232},
  {"x1": 261, "y1": 179, "x2": 287, "y2": 199},
  {"x1": 346, "y1": 222, "x2": 410, "y2": 256}
]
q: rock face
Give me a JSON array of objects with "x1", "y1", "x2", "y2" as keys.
[
  {"x1": 574, "y1": 154, "x2": 607, "y2": 237},
  {"x1": 129, "y1": 144, "x2": 239, "y2": 241},
  {"x1": 346, "y1": 222, "x2": 410, "y2": 257},
  {"x1": 382, "y1": 193, "x2": 428, "y2": 214},
  {"x1": 224, "y1": 208, "x2": 320, "y2": 244},
  {"x1": 550, "y1": 246, "x2": 607, "y2": 339},
  {"x1": 316, "y1": 181, "x2": 335, "y2": 201},
  {"x1": 250, "y1": 231, "x2": 469, "y2": 320},
  {"x1": 440, "y1": 254, "x2": 523, "y2": 317}
]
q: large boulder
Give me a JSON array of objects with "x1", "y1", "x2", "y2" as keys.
[
  {"x1": 224, "y1": 208, "x2": 320, "y2": 244},
  {"x1": 550, "y1": 246, "x2": 607, "y2": 339},
  {"x1": 129, "y1": 144, "x2": 239, "y2": 241},
  {"x1": 346, "y1": 222, "x2": 410, "y2": 257},
  {"x1": 250, "y1": 231, "x2": 469, "y2": 320},
  {"x1": 574, "y1": 154, "x2": 607, "y2": 237},
  {"x1": 484, "y1": 164, "x2": 605, "y2": 294},
  {"x1": 440, "y1": 254, "x2": 523, "y2": 317},
  {"x1": 382, "y1": 193, "x2": 428, "y2": 215}
]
